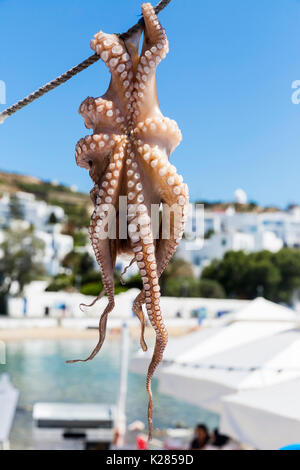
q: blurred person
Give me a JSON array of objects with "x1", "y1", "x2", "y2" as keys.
[
  {"x1": 136, "y1": 435, "x2": 148, "y2": 450},
  {"x1": 210, "y1": 428, "x2": 240, "y2": 450},
  {"x1": 61, "y1": 303, "x2": 66, "y2": 317},
  {"x1": 211, "y1": 429, "x2": 229, "y2": 448},
  {"x1": 189, "y1": 424, "x2": 210, "y2": 450}
]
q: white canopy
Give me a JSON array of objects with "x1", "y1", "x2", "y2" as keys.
[
  {"x1": 220, "y1": 378, "x2": 300, "y2": 450},
  {"x1": 159, "y1": 328, "x2": 300, "y2": 413},
  {"x1": 130, "y1": 320, "x2": 293, "y2": 376},
  {"x1": 225, "y1": 297, "x2": 298, "y2": 323},
  {"x1": 130, "y1": 326, "x2": 223, "y2": 374},
  {"x1": 0, "y1": 374, "x2": 19, "y2": 443}
]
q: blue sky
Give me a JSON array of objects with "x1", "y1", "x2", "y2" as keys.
[{"x1": 1, "y1": 0, "x2": 300, "y2": 207}]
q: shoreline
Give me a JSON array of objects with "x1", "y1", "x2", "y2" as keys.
[
  {"x1": 0, "y1": 327, "x2": 99, "y2": 342},
  {"x1": 0, "y1": 324, "x2": 198, "y2": 343}
]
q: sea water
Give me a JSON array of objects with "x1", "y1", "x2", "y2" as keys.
[{"x1": 0, "y1": 338, "x2": 218, "y2": 449}]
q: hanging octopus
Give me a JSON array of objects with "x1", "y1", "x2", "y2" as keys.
[{"x1": 71, "y1": 3, "x2": 189, "y2": 439}]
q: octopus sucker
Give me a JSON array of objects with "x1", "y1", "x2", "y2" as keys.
[{"x1": 71, "y1": 3, "x2": 189, "y2": 440}]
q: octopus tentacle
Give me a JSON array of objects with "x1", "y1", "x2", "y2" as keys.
[
  {"x1": 132, "y1": 297, "x2": 148, "y2": 352},
  {"x1": 85, "y1": 138, "x2": 127, "y2": 356},
  {"x1": 119, "y1": 257, "x2": 135, "y2": 285},
  {"x1": 132, "y1": 3, "x2": 169, "y2": 123},
  {"x1": 120, "y1": 255, "x2": 147, "y2": 351},
  {"x1": 79, "y1": 96, "x2": 126, "y2": 135},
  {"x1": 141, "y1": 3, "x2": 169, "y2": 59},
  {"x1": 131, "y1": 192, "x2": 189, "y2": 327},
  {"x1": 91, "y1": 32, "x2": 134, "y2": 123},
  {"x1": 130, "y1": 227, "x2": 168, "y2": 440},
  {"x1": 66, "y1": 245, "x2": 115, "y2": 364},
  {"x1": 75, "y1": 132, "x2": 117, "y2": 186},
  {"x1": 130, "y1": 137, "x2": 189, "y2": 349},
  {"x1": 69, "y1": 137, "x2": 126, "y2": 363},
  {"x1": 133, "y1": 117, "x2": 182, "y2": 154},
  {"x1": 137, "y1": 141, "x2": 189, "y2": 264},
  {"x1": 119, "y1": 254, "x2": 148, "y2": 350},
  {"x1": 79, "y1": 287, "x2": 105, "y2": 312},
  {"x1": 125, "y1": 154, "x2": 168, "y2": 439}
]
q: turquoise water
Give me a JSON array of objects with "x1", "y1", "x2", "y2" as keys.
[{"x1": 0, "y1": 338, "x2": 218, "y2": 449}]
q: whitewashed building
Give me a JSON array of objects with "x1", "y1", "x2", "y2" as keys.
[
  {"x1": 0, "y1": 193, "x2": 10, "y2": 223},
  {"x1": 0, "y1": 192, "x2": 65, "y2": 229},
  {"x1": 0, "y1": 192, "x2": 72, "y2": 276},
  {"x1": 35, "y1": 230, "x2": 74, "y2": 276},
  {"x1": 179, "y1": 199, "x2": 300, "y2": 273}
]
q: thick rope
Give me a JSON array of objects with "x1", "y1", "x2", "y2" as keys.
[{"x1": 0, "y1": 0, "x2": 172, "y2": 124}]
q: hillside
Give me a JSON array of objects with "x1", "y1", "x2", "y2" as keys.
[
  {"x1": 195, "y1": 200, "x2": 280, "y2": 213},
  {"x1": 0, "y1": 170, "x2": 92, "y2": 228},
  {"x1": 0, "y1": 170, "x2": 282, "y2": 222}
]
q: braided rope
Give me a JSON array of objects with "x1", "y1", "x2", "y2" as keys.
[{"x1": 0, "y1": 0, "x2": 172, "y2": 124}]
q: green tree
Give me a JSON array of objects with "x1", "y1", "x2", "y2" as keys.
[
  {"x1": 158, "y1": 257, "x2": 221, "y2": 298},
  {"x1": 160, "y1": 257, "x2": 194, "y2": 295},
  {"x1": 163, "y1": 278, "x2": 199, "y2": 297},
  {"x1": 272, "y1": 248, "x2": 300, "y2": 303},
  {"x1": 165, "y1": 258, "x2": 195, "y2": 279},
  {"x1": 47, "y1": 250, "x2": 100, "y2": 292},
  {"x1": 197, "y1": 279, "x2": 226, "y2": 298},
  {"x1": 246, "y1": 251, "x2": 281, "y2": 299},
  {"x1": 0, "y1": 227, "x2": 45, "y2": 314},
  {"x1": 125, "y1": 273, "x2": 143, "y2": 290},
  {"x1": 62, "y1": 250, "x2": 95, "y2": 281},
  {"x1": 163, "y1": 277, "x2": 225, "y2": 298},
  {"x1": 202, "y1": 250, "x2": 283, "y2": 301},
  {"x1": 202, "y1": 251, "x2": 252, "y2": 298},
  {"x1": 73, "y1": 231, "x2": 88, "y2": 247},
  {"x1": 46, "y1": 274, "x2": 74, "y2": 292}
]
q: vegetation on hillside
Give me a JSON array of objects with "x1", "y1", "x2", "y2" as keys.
[
  {"x1": 0, "y1": 170, "x2": 92, "y2": 231},
  {"x1": 202, "y1": 249, "x2": 300, "y2": 304},
  {"x1": 160, "y1": 258, "x2": 225, "y2": 298},
  {"x1": 3, "y1": 171, "x2": 300, "y2": 304},
  {"x1": 45, "y1": 252, "x2": 225, "y2": 299},
  {"x1": 195, "y1": 199, "x2": 280, "y2": 213},
  {"x1": 45, "y1": 250, "x2": 142, "y2": 296}
]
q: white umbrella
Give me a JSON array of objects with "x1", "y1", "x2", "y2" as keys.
[
  {"x1": 130, "y1": 320, "x2": 293, "y2": 376},
  {"x1": 130, "y1": 326, "x2": 223, "y2": 374},
  {"x1": 0, "y1": 374, "x2": 19, "y2": 446},
  {"x1": 224, "y1": 297, "x2": 299, "y2": 324},
  {"x1": 220, "y1": 378, "x2": 300, "y2": 450},
  {"x1": 159, "y1": 328, "x2": 300, "y2": 413}
]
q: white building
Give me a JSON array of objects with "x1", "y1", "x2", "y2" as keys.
[
  {"x1": 7, "y1": 281, "x2": 249, "y2": 319},
  {"x1": 234, "y1": 188, "x2": 248, "y2": 205},
  {"x1": 179, "y1": 202, "x2": 300, "y2": 273},
  {"x1": 0, "y1": 192, "x2": 73, "y2": 276},
  {"x1": 0, "y1": 192, "x2": 65, "y2": 229},
  {"x1": 35, "y1": 230, "x2": 74, "y2": 276}
]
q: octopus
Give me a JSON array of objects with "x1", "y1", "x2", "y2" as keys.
[{"x1": 71, "y1": 3, "x2": 189, "y2": 439}]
